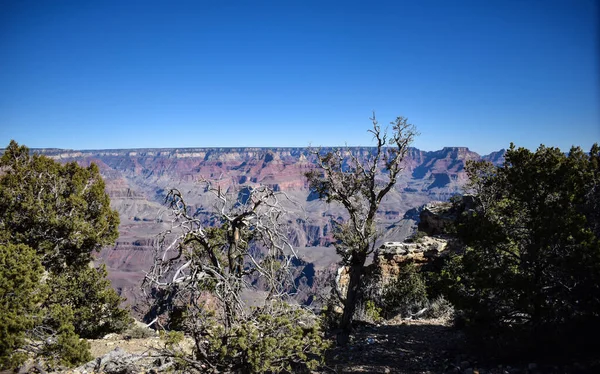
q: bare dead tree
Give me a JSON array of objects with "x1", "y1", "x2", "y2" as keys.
[
  {"x1": 306, "y1": 113, "x2": 417, "y2": 343},
  {"x1": 143, "y1": 181, "x2": 296, "y2": 321},
  {"x1": 142, "y1": 182, "x2": 329, "y2": 372}
]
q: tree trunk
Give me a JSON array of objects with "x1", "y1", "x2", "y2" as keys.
[{"x1": 337, "y1": 253, "x2": 366, "y2": 345}]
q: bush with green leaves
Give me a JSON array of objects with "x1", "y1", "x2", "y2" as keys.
[
  {"x1": 424, "y1": 295, "x2": 454, "y2": 320},
  {"x1": 38, "y1": 305, "x2": 92, "y2": 368},
  {"x1": 202, "y1": 303, "x2": 329, "y2": 373},
  {"x1": 380, "y1": 261, "x2": 429, "y2": 319},
  {"x1": 0, "y1": 141, "x2": 120, "y2": 272},
  {"x1": 124, "y1": 325, "x2": 156, "y2": 339},
  {"x1": 156, "y1": 301, "x2": 330, "y2": 373},
  {"x1": 0, "y1": 243, "x2": 45, "y2": 368},
  {"x1": 441, "y1": 143, "x2": 600, "y2": 356},
  {"x1": 353, "y1": 300, "x2": 383, "y2": 323},
  {"x1": 45, "y1": 264, "x2": 132, "y2": 339},
  {"x1": 0, "y1": 141, "x2": 131, "y2": 369}
]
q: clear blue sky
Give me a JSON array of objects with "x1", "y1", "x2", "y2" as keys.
[{"x1": 1, "y1": 0, "x2": 598, "y2": 154}]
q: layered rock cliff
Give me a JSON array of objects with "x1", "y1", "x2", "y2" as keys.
[{"x1": 31, "y1": 146, "x2": 503, "y2": 305}]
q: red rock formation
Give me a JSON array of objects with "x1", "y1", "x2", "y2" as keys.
[{"x1": 30, "y1": 146, "x2": 503, "y2": 307}]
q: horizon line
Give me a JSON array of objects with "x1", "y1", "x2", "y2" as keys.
[{"x1": 15, "y1": 145, "x2": 507, "y2": 156}]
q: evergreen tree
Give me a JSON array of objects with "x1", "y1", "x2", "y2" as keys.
[
  {"x1": 0, "y1": 141, "x2": 130, "y2": 368},
  {"x1": 0, "y1": 243, "x2": 45, "y2": 368},
  {"x1": 0, "y1": 140, "x2": 120, "y2": 272},
  {"x1": 306, "y1": 113, "x2": 417, "y2": 342},
  {"x1": 443, "y1": 143, "x2": 600, "y2": 356},
  {"x1": 45, "y1": 265, "x2": 132, "y2": 339}
]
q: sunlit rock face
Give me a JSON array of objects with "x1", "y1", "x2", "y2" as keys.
[
  {"x1": 33, "y1": 146, "x2": 503, "y2": 307},
  {"x1": 371, "y1": 199, "x2": 469, "y2": 286}
]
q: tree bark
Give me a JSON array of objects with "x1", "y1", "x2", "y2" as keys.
[{"x1": 337, "y1": 252, "x2": 367, "y2": 345}]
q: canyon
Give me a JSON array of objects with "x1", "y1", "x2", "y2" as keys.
[{"x1": 36, "y1": 146, "x2": 504, "y2": 307}]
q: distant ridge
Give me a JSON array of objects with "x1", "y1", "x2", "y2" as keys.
[{"x1": 19, "y1": 145, "x2": 505, "y2": 160}]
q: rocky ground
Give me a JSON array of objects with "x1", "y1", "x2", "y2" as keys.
[
  {"x1": 47, "y1": 318, "x2": 598, "y2": 374},
  {"x1": 324, "y1": 318, "x2": 465, "y2": 374},
  {"x1": 322, "y1": 319, "x2": 599, "y2": 374}
]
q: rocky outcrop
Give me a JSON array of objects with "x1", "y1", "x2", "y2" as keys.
[
  {"x1": 418, "y1": 201, "x2": 454, "y2": 236},
  {"x1": 75, "y1": 347, "x2": 149, "y2": 374},
  {"x1": 375, "y1": 198, "x2": 477, "y2": 285},
  {"x1": 334, "y1": 235, "x2": 452, "y2": 301},
  {"x1": 337, "y1": 200, "x2": 462, "y2": 295},
  {"x1": 376, "y1": 237, "x2": 450, "y2": 280},
  {"x1": 413, "y1": 195, "x2": 477, "y2": 236}
]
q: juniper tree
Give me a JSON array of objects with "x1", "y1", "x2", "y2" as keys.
[
  {"x1": 0, "y1": 243, "x2": 45, "y2": 368},
  {"x1": 0, "y1": 141, "x2": 130, "y2": 368},
  {"x1": 306, "y1": 113, "x2": 417, "y2": 341},
  {"x1": 0, "y1": 140, "x2": 120, "y2": 272},
  {"x1": 442, "y1": 143, "x2": 600, "y2": 356}
]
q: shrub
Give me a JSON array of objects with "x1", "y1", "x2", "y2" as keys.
[
  {"x1": 353, "y1": 300, "x2": 382, "y2": 323},
  {"x1": 209, "y1": 305, "x2": 329, "y2": 373},
  {"x1": 40, "y1": 305, "x2": 92, "y2": 368},
  {"x1": 0, "y1": 141, "x2": 130, "y2": 369},
  {"x1": 381, "y1": 261, "x2": 429, "y2": 319},
  {"x1": 0, "y1": 141, "x2": 119, "y2": 272},
  {"x1": 165, "y1": 302, "x2": 330, "y2": 373},
  {"x1": 424, "y1": 295, "x2": 454, "y2": 320},
  {"x1": 442, "y1": 144, "x2": 600, "y2": 357},
  {"x1": 45, "y1": 265, "x2": 132, "y2": 339},
  {"x1": 124, "y1": 325, "x2": 156, "y2": 339},
  {"x1": 0, "y1": 243, "x2": 45, "y2": 369}
]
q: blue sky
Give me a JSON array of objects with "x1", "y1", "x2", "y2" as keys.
[{"x1": 0, "y1": 0, "x2": 598, "y2": 154}]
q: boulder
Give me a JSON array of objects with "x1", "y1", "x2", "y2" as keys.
[
  {"x1": 75, "y1": 347, "x2": 150, "y2": 374},
  {"x1": 376, "y1": 237, "x2": 450, "y2": 282},
  {"x1": 418, "y1": 201, "x2": 454, "y2": 236}
]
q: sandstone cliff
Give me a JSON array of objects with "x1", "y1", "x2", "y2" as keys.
[{"x1": 29, "y1": 146, "x2": 502, "y2": 306}]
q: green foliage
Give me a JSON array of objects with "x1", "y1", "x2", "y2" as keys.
[
  {"x1": 0, "y1": 140, "x2": 120, "y2": 271},
  {"x1": 357, "y1": 262, "x2": 454, "y2": 323},
  {"x1": 40, "y1": 305, "x2": 92, "y2": 368},
  {"x1": 442, "y1": 143, "x2": 600, "y2": 355},
  {"x1": 0, "y1": 141, "x2": 130, "y2": 368},
  {"x1": 405, "y1": 230, "x2": 427, "y2": 243},
  {"x1": 45, "y1": 264, "x2": 132, "y2": 339},
  {"x1": 159, "y1": 330, "x2": 185, "y2": 350},
  {"x1": 362, "y1": 300, "x2": 383, "y2": 323},
  {"x1": 0, "y1": 243, "x2": 45, "y2": 369},
  {"x1": 161, "y1": 302, "x2": 330, "y2": 373},
  {"x1": 381, "y1": 261, "x2": 428, "y2": 318},
  {"x1": 201, "y1": 304, "x2": 330, "y2": 373},
  {"x1": 124, "y1": 325, "x2": 156, "y2": 339}
]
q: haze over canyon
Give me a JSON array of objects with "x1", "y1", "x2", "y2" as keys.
[{"x1": 36, "y1": 146, "x2": 505, "y2": 306}]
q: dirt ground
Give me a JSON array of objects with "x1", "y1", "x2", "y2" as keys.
[
  {"x1": 88, "y1": 334, "x2": 163, "y2": 358},
  {"x1": 87, "y1": 318, "x2": 465, "y2": 374},
  {"x1": 323, "y1": 318, "x2": 465, "y2": 374},
  {"x1": 86, "y1": 319, "x2": 599, "y2": 374}
]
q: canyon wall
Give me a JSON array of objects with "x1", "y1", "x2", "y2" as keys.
[{"x1": 34, "y1": 146, "x2": 503, "y2": 305}]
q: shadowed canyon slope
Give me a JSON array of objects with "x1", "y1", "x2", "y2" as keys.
[{"x1": 35, "y1": 146, "x2": 503, "y2": 305}]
